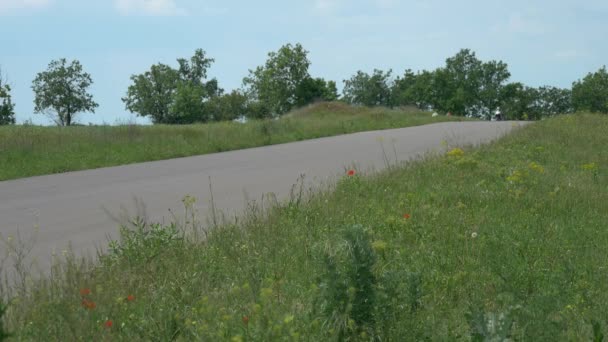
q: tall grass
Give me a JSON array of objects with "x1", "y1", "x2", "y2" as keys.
[
  {"x1": 2, "y1": 114, "x2": 606, "y2": 340},
  {"x1": 0, "y1": 102, "x2": 454, "y2": 181}
]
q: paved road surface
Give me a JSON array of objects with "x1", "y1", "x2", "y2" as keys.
[{"x1": 0, "y1": 121, "x2": 527, "y2": 277}]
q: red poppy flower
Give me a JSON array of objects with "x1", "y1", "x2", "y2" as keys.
[
  {"x1": 403, "y1": 213, "x2": 411, "y2": 219},
  {"x1": 242, "y1": 315, "x2": 250, "y2": 326},
  {"x1": 127, "y1": 295, "x2": 135, "y2": 302},
  {"x1": 104, "y1": 320, "x2": 113, "y2": 328},
  {"x1": 347, "y1": 169, "x2": 356, "y2": 176},
  {"x1": 81, "y1": 299, "x2": 96, "y2": 310},
  {"x1": 80, "y1": 288, "x2": 91, "y2": 296}
]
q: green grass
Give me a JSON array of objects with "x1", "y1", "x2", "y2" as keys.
[
  {"x1": 2, "y1": 114, "x2": 607, "y2": 341},
  {"x1": 0, "y1": 102, "x2": 457, "y2": 181}
]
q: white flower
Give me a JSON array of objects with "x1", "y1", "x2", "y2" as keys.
[{"x1": 471, "y1": 232, "x2": 478, "y2": 239}]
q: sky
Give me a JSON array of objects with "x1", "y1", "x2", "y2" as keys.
[{"x1": 0, "y1": 0, "x2": 606, "y2": 125}]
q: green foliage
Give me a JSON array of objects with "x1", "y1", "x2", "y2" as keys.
[
  {"x1": 243, "y1": 43, "x2": 312, "y2": 116},
  {"x1": 295, "y1": 77, "x2": 339, "y2": 107},
  {"x1": 107, "y1": 222, "x2": 182, "y2": 266},
  {"x1": 432, "y1": 49, "x2": 510, "y2": 117},
  {"x1": 0, "y1": 301, "x2": 10, "y2": 341},
  {"x1": 122, "y1": 63, "x2": 179, "y2": 124},
  {"x1": 500, "y1": 83, "x2": 573, "y2": 120},
  {"x1": 343, "y1": 69, "x2": 393, "y2": 107},
  {"x1": 0, "y1": 68, "x2": 15, "y2": 125},
  {"x1": 123, "y1": 49, "x2": 221, "y2": 124},
  {"x1": 466, "y1": 306, "x2": 518, "y2": 342},
  {"x1": 206, "y1": 90, "x2": 249, "y2": 121},
  {"x1": 572, "y1": 66, "x2": 608, "y2": 113},
  {"x1": 318, "y1": 224, "x2": 377, "y2": 338},
  {"x1": 31, "y1": 59, "x2": 98, "y2": 126}
]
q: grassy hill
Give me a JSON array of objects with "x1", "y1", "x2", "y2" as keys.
[
  {"x1": 0, "y1": 102, "x2": 453, "y2": 181},
  {"x1": 2, "y1": 114, "x2": 606, "y2": 340}
]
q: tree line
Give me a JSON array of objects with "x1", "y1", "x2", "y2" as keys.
[{"x1": 0, "y1": 44, "x2": 607, "y2": 126}]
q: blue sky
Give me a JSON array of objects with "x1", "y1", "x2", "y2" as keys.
[{"x1": 1, "y1": 0, "x2": 606, "y2": 125}]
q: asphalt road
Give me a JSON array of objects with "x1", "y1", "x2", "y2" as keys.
[{"x1": 0, "y1": 121, "x2": 527, "y2": 277}]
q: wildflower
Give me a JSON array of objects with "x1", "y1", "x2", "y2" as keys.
[
  {"x1": 104, "y1": 320, "x2": 113, "y2": 328},
  {"x1": 403, "y1": 213, "x2": 411, "y2": 219},
  {"x1": 242, "y1": 315, "x2": 249, "y2": 326},
  {"x1": 372, "y1": 240, "x2": 387, "y2": 253},
  {"x1": 80, "y1": 288, "x2": 91, "y2": 296},
  {"x1": 347, "y1": 169, "x2": 356, "y2": 176},
  {"x1": 471, "y1": 232, "x2": 478, "y2": 239},
  {"x1": 528, "y1": 162, "x2": 545, "y2": 174},
  {"x1": 127, "y1": 294, "x2": 135, "y2": 302},
  {"x1": 506, "y1": 170, "x2": 524, "y2": 183},
  {"x1": 81, "y1": 299, "x2": 96, "y2": 310},
  {"x1": 581, "y1": 162, "x2": 598, "y2": 171},
  {"x1": 447, "y1": 148, "x2": 465, "y2": 157}
]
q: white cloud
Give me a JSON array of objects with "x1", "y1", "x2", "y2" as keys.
[
  {"x1": 0, "y1": 0, "x2": 51, "y2": 13},
  {"x1": 114, "y1": 0, "x2": 187, "y2": 16}
]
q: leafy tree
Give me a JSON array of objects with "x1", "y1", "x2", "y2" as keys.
[
  {"x1": 433, "y1": 49, "x2": 483, "y2": 115},
  {"x1": 243, "y1": 43, "x2": 311, "y2": 116},
  {"x1": 343, "y1": 69, "x2": 393, "y2": 107},
  {"x1": 391, "y1": 69, "x2": 435, "y2": 109},
  {"x1": 169, "y1": 81, "x2": 208, "y2": 124},
  {"x1": 123, "y1": 49, "x2": 221, "y2": 124},
  {"x1": 123, "y1": 63, "x2": 180, "y2": 124},
  {"x1": 0, "y1": 68, "x2": 15, "y2": 125},
  {"x1": 572, "y1": 66, "x2": 608, "y2": 113},
  {"x1": 430, "y1": 49, "x2": 511, "y2": 118},
  {"x1": 31, "y1": 59, "x2": 98, "y2": 126},
  {"x1": 531, "y1": 86, "x2": 573, "y2": 117},
  {"x1": 206, "y1": 90, "x2": 248, "y2": 121},
  {"x1": 499, "y1": 82, "x2": 531, "y2": 119},
  {"x1": 177, "y1": 49, "x2": 214, "y2": 86},
  {"x1": 477, "y1": 60, "x2": 511, "y2": 118},
  {"x1": 295, "y1": 77, "x2": 339, "y2": 106},
  {"x1": 500, "y1": 84, "x2": 572, "y2": 120}
]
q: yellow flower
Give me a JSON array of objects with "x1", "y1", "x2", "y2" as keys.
[
  {"x1": 528, "y1": 162, "x2": 545, "y2": 174},
  {"x1": 581, "y1": 162, "x2": 598, "y2": 171},
  {"x1": 506, "y1": 170, "x2": 523, "y2": 183},
  {"x1": 372, "y1": 240, "x2": 387, "y2": 253},
  {"x1": 447, "y1": 148, "x2": 465, "y2": 157},
  {"x1": 260, "y1": 287, "x2": 273, "y2": 301}
]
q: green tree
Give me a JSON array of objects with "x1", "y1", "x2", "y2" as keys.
[
  {"x1": 500, "y1": 84, "x2": 572, "y2": 120},
  {"x1": 123, "y1": 63, "x2": 179, "y2": 124},
  {"x1": 433, "y1": 49, "x2": 483, "y2": 115},
  {"x1": 477, "y1": 60, "x2": 511, "y2": 118},
  {"x1": 500, "y1": 82, "x2": 532, "y2": 120},
  {"x1": 32, "y1": 59, "x2": 98, "y2": 126},
  {"x1": 243, "y1": 43, "x2": 311, "y2": 116},
  {"x1": 0, "y1": 68, "x2": 15, "y2": 125},
  {"x1": 572, "y1": 66, "x2": 608, "y2": 113},
  {"x1": 206, "y1": 90, "x2": 248, "y2": 121},
  {"x1": 123, "y1": 49, "x2": 221, "y2": 124},
  {"x1": 532, "y1": 86, "x2": 573, "y2": 117},
  {"x1": 391, "y1": 69, "x2": 436, "y2": 109},
  {"x1": 295, "y1": 77, "x2": 339, "y2": 106},
  {"x1": 343, "y1": 69, "x2": 393, "y2": 107}
]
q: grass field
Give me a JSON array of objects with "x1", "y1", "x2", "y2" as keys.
[
  {"x1": 2, "y1": 114, "x2": 607, "y2": 341},
  {"x1": 0, "y1": 102, "x2": 456, "y2": 181}
]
